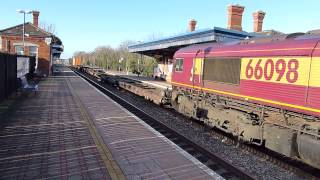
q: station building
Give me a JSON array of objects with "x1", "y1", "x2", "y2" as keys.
[
  {"x1": 129, "y1": 4, "x2": 276, "y2": 82},
  {"x1": 0, "y1": 11, "x2": 63, "y2": 76}
]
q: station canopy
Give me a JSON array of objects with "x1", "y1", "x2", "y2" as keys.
[{"x1": 128, "y1": 27, "x2": 265, "y2": 59}]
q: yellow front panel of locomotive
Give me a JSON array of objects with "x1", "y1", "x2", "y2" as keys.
[
  {"x1": 193, "y1": 58, "x2": 202, "y2": 75},
  {"x1": 309, "y1": 57, "x2": 320, "y2": 87},
  {"x1": 240, "y1": 57, "x2": 311, "y2": 86}
]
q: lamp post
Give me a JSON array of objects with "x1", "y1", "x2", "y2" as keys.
[
  {"x1": 16, "y1": 9, "x2": 32, "y2": 54},
  {"x1": 119, "y1": 57, "x2": 124, "y2": 72},
  {"x1": 137, "y1": 41, "x2": 143, "y2": 76},
  {"x1": 139, "y1": 53, "x2": 143, "y2": 76},
  {"x1": 125, "y1": 57, "x2": 129, "y2": 75}
]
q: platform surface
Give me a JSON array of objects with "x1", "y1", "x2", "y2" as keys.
[
  {"x1": 0, "y1": 74, "x2": 111, "y2": 179},
  {"x1": 0, "y1": 68, "x2": 221, "y2": 180}
]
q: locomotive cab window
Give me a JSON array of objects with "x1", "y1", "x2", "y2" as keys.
[
  {"x1": 203, "y1": 58, "x2": 241, "y2": 85},
  {"x1": 175, "y1": 59, "x2": 184, "y2": 72}
]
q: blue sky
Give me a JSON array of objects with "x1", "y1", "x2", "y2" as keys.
[{"x1": 1, "y1": 0, "x2": 320, "y2": 58}]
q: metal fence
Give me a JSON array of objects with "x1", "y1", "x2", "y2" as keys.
[{"x1": 0, "y1": 53, "x2": 36, "y2": 102}]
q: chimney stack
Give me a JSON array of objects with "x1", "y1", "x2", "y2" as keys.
[
  {"x1": 32, "y1": 11, "x2": 40, "y2": 27},
  {"x1": 227, "y1": 4, "x2": 244, "y2": 31},
  {"x1": 253, "y1": 11, "x2": 265, "y2": 32},
  {"x1": 188, "y1": 19, "x2": 197, "y2": 32}
]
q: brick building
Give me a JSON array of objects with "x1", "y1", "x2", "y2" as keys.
[
  {"x1": 72, "y1": 56, "x2": 83, "y2": 66},
  {"x1": 0, "y1": 11, "x2": 63, "y2": 76}
]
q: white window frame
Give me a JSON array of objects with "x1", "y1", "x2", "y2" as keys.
[
  {"x1": 13, "y1": 42, "x2": 39, "y2": 69},
  {"x1": 15, "y1": 45, "x2": 24, "y2": 55},
  {"x1": 175, "y1": 58, "x2": 184, "y2": 72}
]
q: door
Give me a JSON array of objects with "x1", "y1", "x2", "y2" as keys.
[{"x1": 192, "y1": 57, "x2": 203, "y2": 88}]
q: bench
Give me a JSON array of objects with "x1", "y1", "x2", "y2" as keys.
[{"x1": 20, "y1": 76, "x2": 39, "y2": 95}]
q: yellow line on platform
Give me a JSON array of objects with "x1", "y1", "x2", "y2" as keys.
[{"x1": 66, "y1": 77, "x2": 126, "y2": 180}]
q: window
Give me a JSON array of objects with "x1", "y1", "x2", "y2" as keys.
[
  {"x1": 175, "y1": 59, "x2": 184, "y2": 72},
  {"x1": 203, "y1": 58, "x2": 241, "y2": 85},
  {"x1": 0, "y1": 37, "x2": 2, "y2": 51},
  {"x1": 15, "y1": 46, "x2": 24, "y2": 55},
  {"x1": 29, "y1": 46, "x2": 38, "y2": 57},
  {"x1": 28, "y1": 46, "x2": 38, "y2": 69}
]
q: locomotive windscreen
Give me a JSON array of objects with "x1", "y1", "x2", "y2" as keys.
[{"x1": 203, "y1": 58, "x2": 241, "y2": 85}]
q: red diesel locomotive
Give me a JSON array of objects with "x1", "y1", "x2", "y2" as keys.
[{"x1": 171, "y1": 34, "x2": 320, "y2": 169}]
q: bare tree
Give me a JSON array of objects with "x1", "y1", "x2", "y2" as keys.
[
  {"x1": 40, "y1": 21, "x2": 56, "y2": 35},
  {"x1": 73, "y1": 51, "x2": 86, "y2": 57},
  {"x1": 72, "y1": 41, "x2": 156, "y2": 76}
]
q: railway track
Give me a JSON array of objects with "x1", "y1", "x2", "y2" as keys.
[{"x1": 73, "y1": 69, "x2": 255, "y2": 180}]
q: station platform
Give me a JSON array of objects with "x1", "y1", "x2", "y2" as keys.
[
  {"x1": 105, "y1": 70, "x2": 172, "y2": 90},
  {"x1": 0, "y1": 68, "x2": 221, "y2": 179}
]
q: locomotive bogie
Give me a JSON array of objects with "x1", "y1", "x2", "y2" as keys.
[
  {"x1": 263, "y1": 124, "x2": 298, "y2": 157},
  {"x1": 205, "y1": 105, "x2": 261, "y2": 143},
  {"x1": 172, "y1": 88, "x2": 262, "y2": 143}
]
